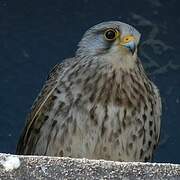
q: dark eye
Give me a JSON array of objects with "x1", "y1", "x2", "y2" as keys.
[{"x1": 104, "y1": 29, "x2": 117, "y2": 41}]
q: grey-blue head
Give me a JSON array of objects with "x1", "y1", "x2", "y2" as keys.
[{"x1": 76, "y1": 21, "x2": 141, "y2": 60}]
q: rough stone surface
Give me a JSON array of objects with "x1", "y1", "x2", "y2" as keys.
[{"x1": 0, "y1": 153, "x2": 180, "y2": 180}]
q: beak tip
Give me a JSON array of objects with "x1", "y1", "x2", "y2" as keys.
[
  {"x1": 123, "y1": 42, "x2": 136, "y2": 55},
  {"x1": 130, "y1": 45, "x2": 136, "y2": 55}
]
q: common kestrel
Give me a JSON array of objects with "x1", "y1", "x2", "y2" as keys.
[{"x1": 16, "y1": 21, "x2": 161, "y2": 162}]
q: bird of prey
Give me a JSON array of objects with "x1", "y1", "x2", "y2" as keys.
[{"x1": 16, "y1": 21, "x2": 161, "y2": 162}]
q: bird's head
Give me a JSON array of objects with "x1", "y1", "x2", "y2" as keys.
[{"x1": 76, "y1": 21, "x2": 141, "y2": 69}]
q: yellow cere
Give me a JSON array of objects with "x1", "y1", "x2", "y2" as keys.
[{"x1": 121, "y1": 35, "x2": 135, "y2": 44}]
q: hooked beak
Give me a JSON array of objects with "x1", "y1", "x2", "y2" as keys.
[
  {"x1": 120, "y1": 35, "x2": 136, "y2": 55},
  {"x1": 123, "y1": 41, "x2": 136, "y2": 55}
]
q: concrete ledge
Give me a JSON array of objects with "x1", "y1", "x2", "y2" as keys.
[{"x1": 0, "y1": 153, "x2": 180, "y2": 179}]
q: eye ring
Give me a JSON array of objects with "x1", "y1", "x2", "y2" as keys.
[{"x1": 104, "y1": 29, "x2": 118, "y2": 41}]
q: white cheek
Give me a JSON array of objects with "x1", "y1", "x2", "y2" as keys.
[{"x1": 102, "y1": 45, "x2": 137, "y2": 70}]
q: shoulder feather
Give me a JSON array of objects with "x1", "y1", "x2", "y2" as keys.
[{"x1": 16, "y1": 58, "x2": 74, "y2": 154}]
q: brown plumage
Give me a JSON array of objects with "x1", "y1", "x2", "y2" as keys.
[{"x1": 16, "y1": 21, "x2": 161, "y2": 162}]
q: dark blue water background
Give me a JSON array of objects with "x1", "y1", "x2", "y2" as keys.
[{"x1": 0, "y1": 0, "x2": 179, "y2": 163}]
